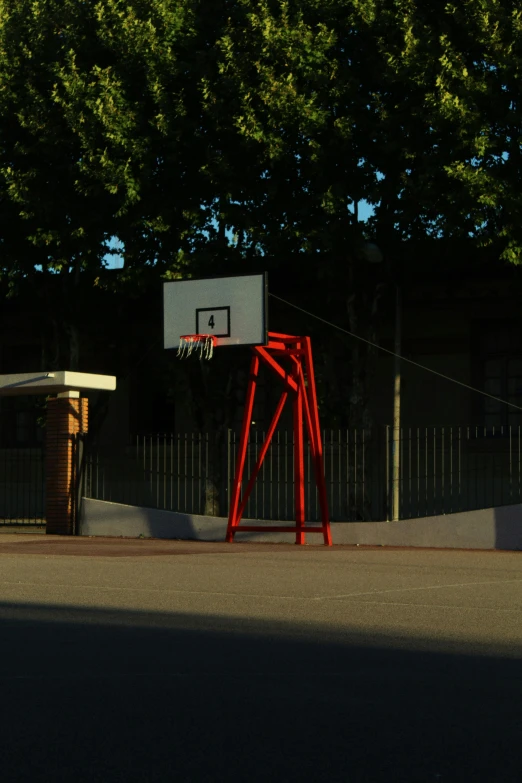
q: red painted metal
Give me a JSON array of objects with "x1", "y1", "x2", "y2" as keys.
[
  {"x1": 293, "y1": 344, "x2": 306, "y2": 545},
  {"x1": 303, "y1": 336, "x2": 332, "y2": 546},
  {"x1": 256, "y1": 346, "x2": 298, "y2": 392},
  {"x1": 179, "y1": 333, "x2": 217, "y2": 344},
  {"x1": 231, "y1": 526, "x2": 325, "y2": 533},
  {"x1": 226, "y1": 354, "x2": 260, "y2": 543},
  {"x1": 296, "y1": 361, "x2": 317, "y2": 456},
  {"x1": 226, "y1": 333, "x2": 332, "y2": 546},
  {"x1": 236, "y1": 390, "x2": 288, "y2": 522}
]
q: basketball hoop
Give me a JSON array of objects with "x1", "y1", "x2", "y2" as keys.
[{"x1": 177, "y1": 334, "x2": 217, "y2": 360}]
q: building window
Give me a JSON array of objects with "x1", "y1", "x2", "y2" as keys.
[{"x1": 480, "y1": 325, "x2": 522, "y2": 430}]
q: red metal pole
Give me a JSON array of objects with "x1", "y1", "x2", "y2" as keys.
[
  {"x1": 226, "y1": 353, "x2": 260, "y2": 542},
  {"x1": 294, "y1": 359, "x2": 317, "y2": 458},
  {"x1": 302, "y1": 337, "x2": 332, "y2": 546},
  {"x1": 293, "y1": 350, "x2": 306, "y2": 545},
  {"x1": 236, "y1": 389, "x2": 288, "y2": 523}
]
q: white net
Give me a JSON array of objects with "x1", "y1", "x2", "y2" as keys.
[{"x1": 177, "y1": 335, "x2": 216, "y2": 360}]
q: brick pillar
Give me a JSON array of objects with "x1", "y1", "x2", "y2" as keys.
[{"x1": 46, "y1": 392, "x2": 88, "y2": 535}]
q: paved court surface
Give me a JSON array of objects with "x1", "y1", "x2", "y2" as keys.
[{"x1": 1, "y1": 535, "x2": 522, "y2": 782}]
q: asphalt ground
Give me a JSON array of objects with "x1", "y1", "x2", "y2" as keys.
[{"x1": 1, "y1": 535, "x2": 522, "y2": 782}]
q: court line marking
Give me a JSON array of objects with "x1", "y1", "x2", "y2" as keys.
[
  {"x1": 324, "y1": 577, "x2": 522, "y2": 600},
  {"x1": 337, "y1": 600, "x2": 522, "y2": 613},
  {"x1": 1, "y1": 577, "x2": 522, "y2": 606},
  {"x1": 0, "y1": 580, "x2": 311, "y2": 602}
]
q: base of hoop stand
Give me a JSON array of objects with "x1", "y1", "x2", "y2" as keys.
[{"x1": 226, "y1": 333, "x2": 332, "y2": 546}]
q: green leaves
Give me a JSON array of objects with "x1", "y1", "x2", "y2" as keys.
[{"x1": 0, "y1": 0, "x2": 522, "y2": 286}]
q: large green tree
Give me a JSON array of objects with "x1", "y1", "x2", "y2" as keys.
[
  {"x1": 0, "y1": 0, "x2": 521, "y2": 420},
  {"x1": 0, "y1": 0, "x2": 202, "y2": 367}
]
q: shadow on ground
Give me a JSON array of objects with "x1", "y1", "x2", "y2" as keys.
[
  {"x1": 1, "y1": 603, "x2": 521, "y2": 782},
  {"x1": 495, "y1": 505, "x2": 522, "y2": 550}
]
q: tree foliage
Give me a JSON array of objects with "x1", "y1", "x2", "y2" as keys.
[
  {"x1": 0, "y1": 0, "x2": 521, "y2": 417},
  {"x1": 2, "y1": 0, "x2": 521, "y2": 273}
]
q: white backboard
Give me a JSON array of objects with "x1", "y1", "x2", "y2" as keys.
[{"x1": 163, "y1": 273, "x2": 268, "y2": 349}]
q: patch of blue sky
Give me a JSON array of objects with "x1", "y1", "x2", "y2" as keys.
[{"x1": 103, "y1": 236, "x2": 124, "y2": 269}]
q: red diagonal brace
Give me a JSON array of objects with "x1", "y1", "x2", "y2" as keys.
[
  {"x1": 256, "y1": 346, "x2": 298, "y2": 393},
  {"x1": 226, "y1": 354, "x2": 259, "y2": 542},
  {"x1": 292, "y1": 357, "x2": 317, "y2": 457},
  {"x1": 236, "y1": 389, "x2": 288, "y2": 524}
]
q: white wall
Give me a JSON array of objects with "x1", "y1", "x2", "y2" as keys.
[{"x1": 80, "y1": 498, "x2": 522, "y2": 550}]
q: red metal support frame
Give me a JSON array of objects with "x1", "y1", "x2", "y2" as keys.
[
  {"x1": 256, "y1": 346, "x2": 298, "y2": 393},
  {"x1": 226, "y1": 333, "x2": 332, "y2": 546},
  {"x1": 293, "y1": 359, "x2": 306, "y2": 545},
  {"x1": 293, "y1": 357, "x2": 316, "y2": 456},
  {"x1": 303, "y1": 336, "x2": 332, "y2": 545},
  {"x1": 226, "y1": 354, "x2": 259, "y2": 543},
  {"x1": 236, "y1": 389, "x2": 288, "y2": 522}
]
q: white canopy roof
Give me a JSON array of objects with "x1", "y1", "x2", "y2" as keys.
[{"x1": 0, "y1": 371, "x2": 116, "y2": 396}]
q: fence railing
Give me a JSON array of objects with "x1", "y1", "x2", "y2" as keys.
[
  {"x1": 82, "y1": 426, "x2": 522, "y2": 523},
  {"x1": 84, "y1": 429, "x2": 379, "y2": 521},
  {"x1": 0, "y1": 426, "x2": 516, "y2": 530},
  {"x1": 229, "y1": 429, "x2": 381, "y2": 521},
  {"x1": 391, "y1": 425, "x2": 522, "y2": 519},
  {"x1": 84, "y1": 433, "x2": 227, "y2": 517},
  {"x1": 0, "y1": 447, "x2": 45, "y2": 525}
]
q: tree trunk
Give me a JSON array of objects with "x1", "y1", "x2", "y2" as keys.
[{"x1": 202, "y1": 428, "x2": 227, "y2": 517}]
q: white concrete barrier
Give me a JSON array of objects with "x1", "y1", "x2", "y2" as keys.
[{"x1": 79, "y1": 498, "x2": 522, "y2": 550}]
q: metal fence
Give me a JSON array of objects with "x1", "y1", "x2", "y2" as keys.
[
  {"x1": 84, "y1": 433, "x2": 228, "y2": 517},
  {"x1": 84, "y1": 429, "x2": 380, "y2": 521},
  {"x1": 0, "y1": 424, "x2": 516, "y2": 531},
  {"x1": 82, "y1": 426, "x2": 522, "y2": 523},
  {"x1": 0, "y1": 447, "x2": 45, "y2": 525},
  {"x1": 229, "y1": 429, "x2": 381, "y2": 521},
  {"x1": 392, "y1": 425, "x2": 522, "y2": 519}
]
